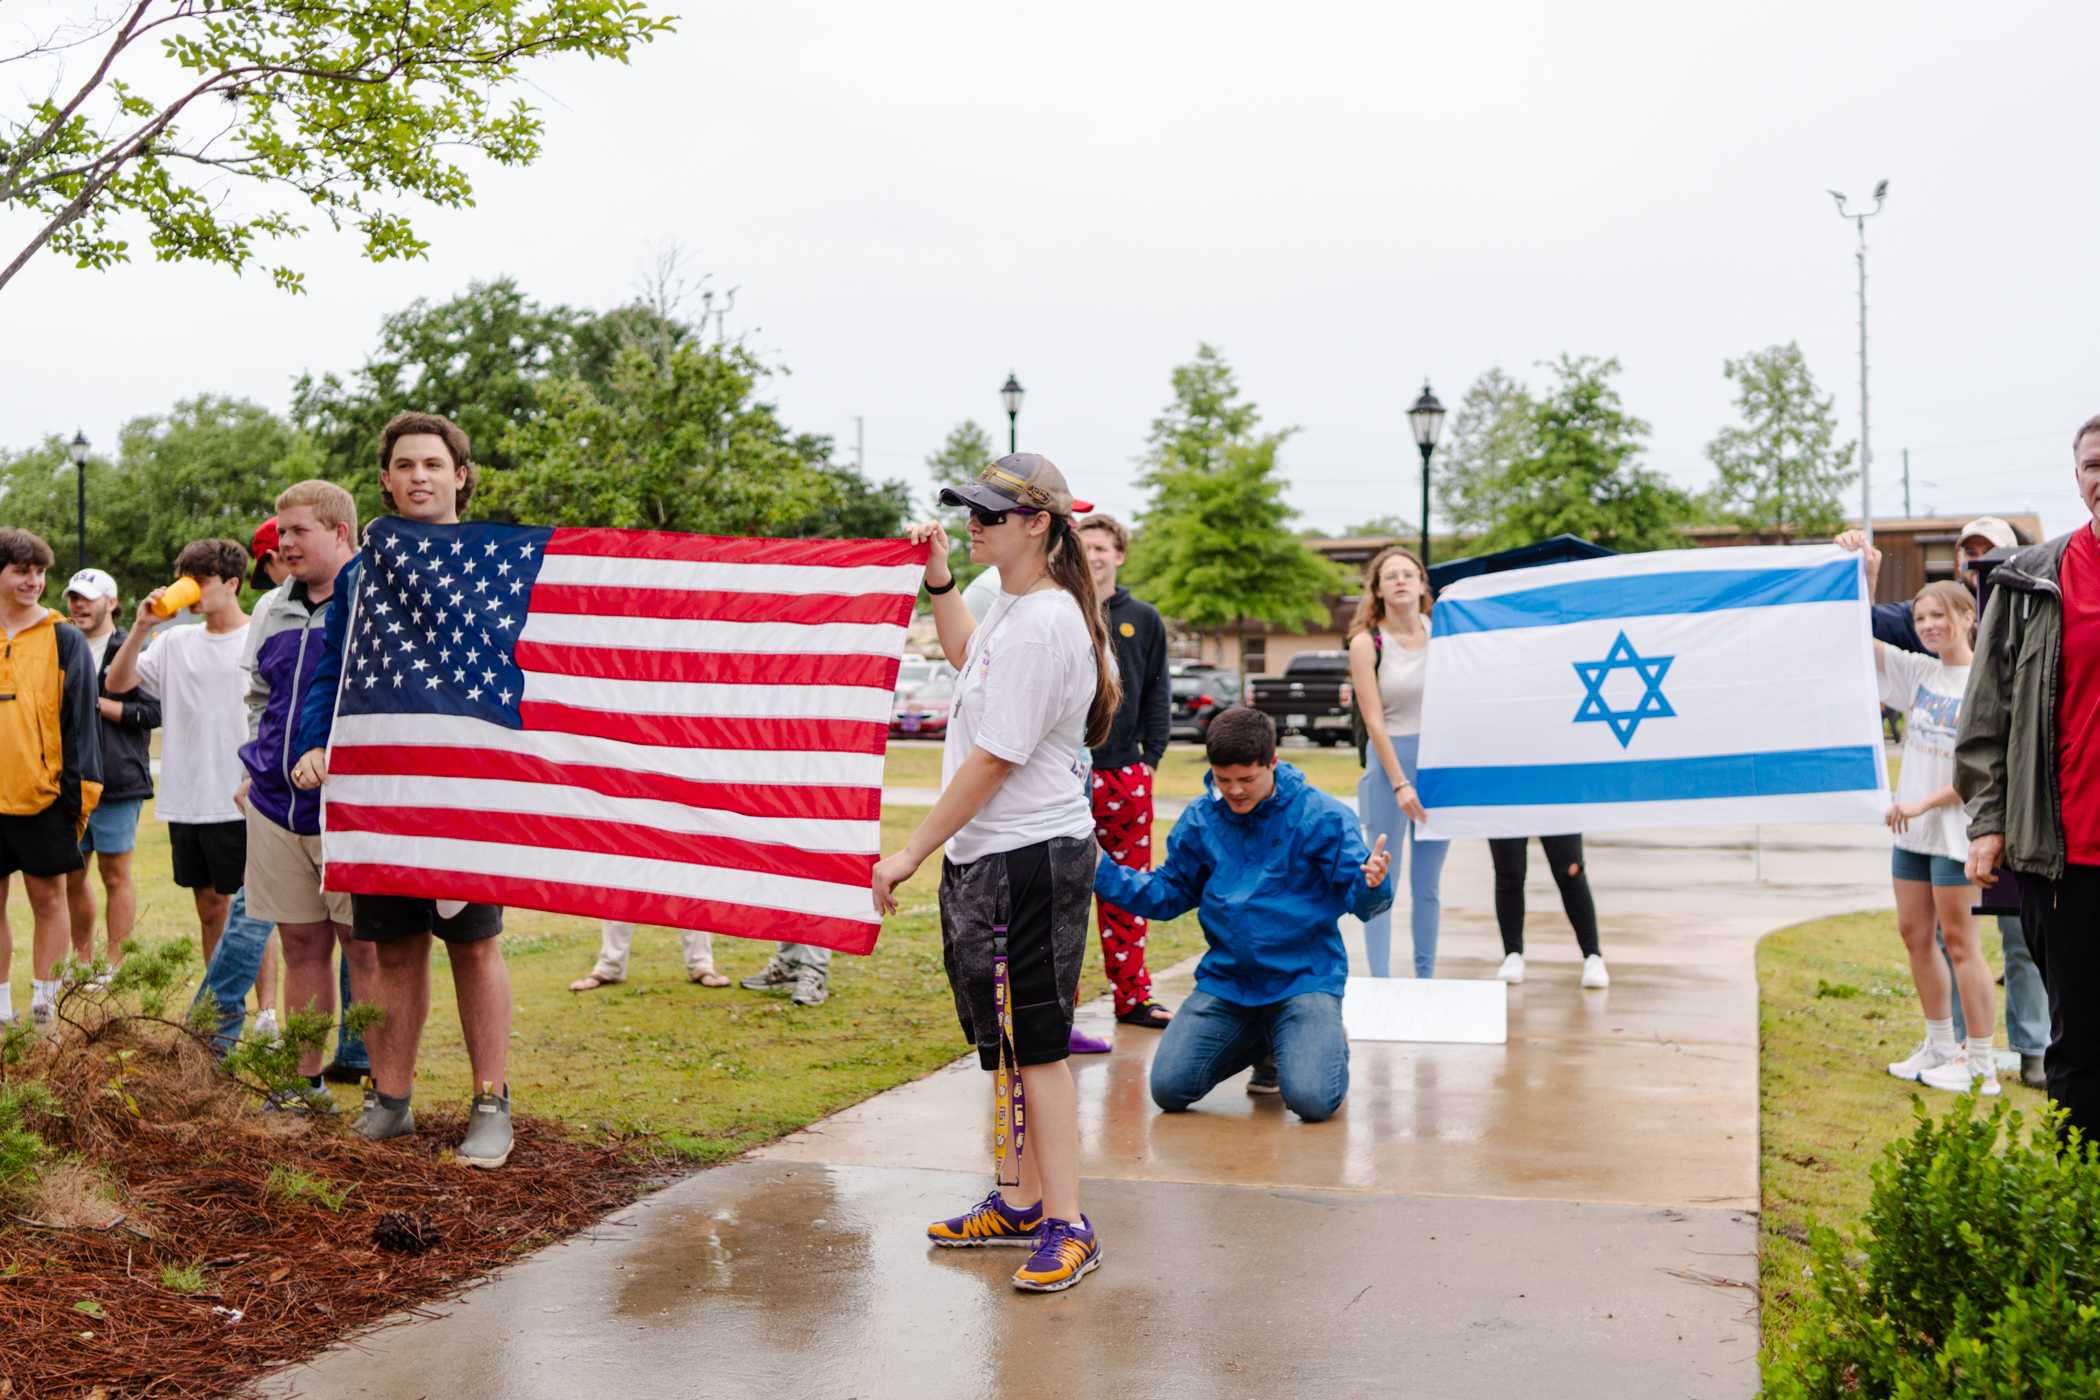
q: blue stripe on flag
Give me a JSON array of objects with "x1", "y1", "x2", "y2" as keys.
[
  {"x1": 1415, "y1": 744, "x2": 1880, "y2": 808},
  {"x1": 1433, "y1": 558, "x2": 1860, "y2": 636}
]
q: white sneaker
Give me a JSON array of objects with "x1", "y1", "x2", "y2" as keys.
[
  {"x1": 1919, "y1": 1054, "x2": 2002, "y2": 1096},
  {"x1": 1495, "y1": 953, "x2": 1525, "y2": 984},
  {"x1": 253, "y1": 1009, "x2": 280, "y2": 1045},
  {"x1": 1581, "y1": 954, "x2": 1610, "y2": 989},
  {"x1": 1887, "y1": 1039, "x2": 1957, "y2": 1081}
]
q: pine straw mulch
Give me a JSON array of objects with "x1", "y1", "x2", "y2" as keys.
[{"x1": 0, "y1": 1014, "x2": 678, "y2": 1400}]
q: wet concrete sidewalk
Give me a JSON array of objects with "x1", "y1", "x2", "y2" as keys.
[{"x1": 264, "y1": 826, "x2": 1890, "y2": 1400}]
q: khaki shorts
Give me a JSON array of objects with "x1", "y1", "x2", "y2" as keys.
[{"x1": 244, "y1": 806, "x2": 351, "y2": 926}]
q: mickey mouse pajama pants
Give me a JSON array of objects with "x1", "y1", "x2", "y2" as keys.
[{"x1": 1091, "y1": 763, "x2": 1155, "y2": 1016}]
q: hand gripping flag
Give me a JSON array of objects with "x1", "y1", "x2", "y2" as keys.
[
  {"x1": 1414, "y1": 544, "x2": 1888, "y2": 839},
  {"x1": 320, "y1": 519, "x2": 923, "y2": 954}
]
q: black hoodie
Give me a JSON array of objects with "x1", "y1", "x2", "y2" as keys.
[{"x1": 1093, "y1": 586, "x2": 1171, "y2": 771}]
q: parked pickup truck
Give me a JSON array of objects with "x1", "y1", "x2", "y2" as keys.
[{"x1": 1247, "y1": 651, "x2": 1355, "y2": 746}]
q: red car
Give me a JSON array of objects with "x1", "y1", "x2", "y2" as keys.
[{"x1": 890, "y1": 676, "x2": 956, "y2": 737}]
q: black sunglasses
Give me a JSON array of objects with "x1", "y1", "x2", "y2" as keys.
[{"x1": 967, "y1": 504, "x2": 1042, "y2": 528}]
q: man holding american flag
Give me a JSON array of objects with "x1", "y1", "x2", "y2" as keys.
[
  {"x1": 285, "y1": 410, "x2": 922, "y2": 1172},
  {"x1": 291, "y1": 413, "x2": 519, "y2": 1168}
]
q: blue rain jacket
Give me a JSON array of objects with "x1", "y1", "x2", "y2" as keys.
[{"x1": 1094, "y1": 762, "x2": 1392, "y2": 1007}]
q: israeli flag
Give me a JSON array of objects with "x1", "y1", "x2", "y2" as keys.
[{"x1": 1415, "y1": 545, "x2": 1888, "y2": 839}]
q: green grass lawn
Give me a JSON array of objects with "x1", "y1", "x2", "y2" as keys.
[
  {"x1": 883, "y1": 740, "x2": 1365, "y2": 799},
  {"x1": 1757, "y1": 909, "x2": 2044, "y2": 1369},
  {"x1": 4, "y1": 803, "x2": 1204, "y2": 1165}
]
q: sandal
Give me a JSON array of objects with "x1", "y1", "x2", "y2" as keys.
[
  {"x1": 1116, "y1": 1000, "x2": 1174, "y2": 1029},
  {"x1": 690, "y1": 970, "x2": 732, "y2": 988},
  {"x1": 569, "y1": 973, "x2": 620, "y2": 993}
]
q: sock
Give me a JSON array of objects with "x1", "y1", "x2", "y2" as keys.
[
  {"x1": 377, "y1": 1090, "x2": 411, "y2": 1111},
  {"x1": 1968, "y1": 1037, "x2": 1996, "y2": 1073},
  {"x1": 1926, "y1": 1017, "x2": 1957, "y2": 1051},
  {"x1": 31, "y1": 978, "x2": 59, "y2": 1009}
]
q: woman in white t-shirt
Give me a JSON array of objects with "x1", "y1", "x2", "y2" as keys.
[
  {"x1": 871, "y1": 453, "x2": 1119, "y2": 1294},
  {"x1": 1842, "y1": 541, "x2": 1998, "y2": 1098}
]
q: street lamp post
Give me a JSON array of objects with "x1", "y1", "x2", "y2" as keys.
[
  {"x1": 1407, "y1": 383, "x2": 1446, "y2": 566},
  {"x1": 1001, "y1": 372, "x2": 1024, "y2": 454},
  {"x1": 1829, "y1": 180, "x2": 1888, "y2": 551},
  {"x1": 68, "y1": 429, "x2": 89, "y2": 570}
]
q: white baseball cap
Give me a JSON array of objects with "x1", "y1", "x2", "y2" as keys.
[
  {"x1": 1958, "y1": 517, "x2": 2019, "y2": 552},
  {"x1": 64, "y1": 568, "x2": 118, "y2": 601}
]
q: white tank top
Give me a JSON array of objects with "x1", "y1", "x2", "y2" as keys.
[{"x1": 1376, "y1": 626, "x2": 1429, "y2": 737}]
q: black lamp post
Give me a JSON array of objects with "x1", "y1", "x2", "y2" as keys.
[
  {"x1": 1407, "y1": 383, "x2": 1445, "y2": 566},
  {"x1": 68, "y1": 429, "x2": 89, "y2": 570},
  {"x1": 1000, "y1": 372, "x2": 1024, "y2": 454}
]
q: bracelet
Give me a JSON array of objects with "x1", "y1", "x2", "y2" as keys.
[{"x1": 925, "y1": 574, "x2": 956, "y2": 596}]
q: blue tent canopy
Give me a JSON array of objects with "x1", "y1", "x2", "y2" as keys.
[{"x1": 1426, "y1": 534, "x2": 1616, "y2": 594}]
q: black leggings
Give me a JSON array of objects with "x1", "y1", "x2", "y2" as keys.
[{"x1": 1489, "y1": 834, "x2": 1600, "y2": 958}]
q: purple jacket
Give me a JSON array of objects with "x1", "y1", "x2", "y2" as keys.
[{"x1": 240, "y1": 581, "x2": 338, "y2": 834}]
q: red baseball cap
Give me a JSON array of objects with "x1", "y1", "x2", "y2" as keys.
[{"x1": 249, "y1": 517, "x2": 280, "y2": 589}]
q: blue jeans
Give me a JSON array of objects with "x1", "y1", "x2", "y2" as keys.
[
  {"x1": 1357, "y1": 734, "x2": 1449, "y2": 977},
  {"x1": 1149, "y1": 987, "x2": 1349, "y2": 1122},
  {"x1": 1949, "y1": 914, "x2": 2048, "y2": 1056},
  {"x1": 187, "y1": 888, "x2": 368, "y2": 1068}
]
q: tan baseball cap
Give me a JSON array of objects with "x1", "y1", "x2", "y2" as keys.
[
  {"x1": 939, "y1": 453, "x2": 1094, "y2": 518},
  {"x1": 1958, "y1": 516, "x2": 2018, "y2": 551}
]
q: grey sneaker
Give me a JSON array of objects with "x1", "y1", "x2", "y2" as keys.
[
  {"x1": 739, "y1": 957, "x2": 795, "y2": 991},
  {"x1": 264, "y1": 1080, "x2": 340, "y2": 1116},
  {"x1": 2022, "y1": 1054, "x2": 2048, "y2": 1090},
  {"x1": 791, "y1": 965, "x2": 829, "y2": 1007},
  {"x1": 352, "y1": 1081, "x2": 415, "y2": 1141},
  {"x1": 458, "y1": 1083, "x2": 513, "y2": 1169}
]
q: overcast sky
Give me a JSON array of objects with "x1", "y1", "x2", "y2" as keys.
[{"x1": 5, "y1": 0, "x2": 2098, "y2": 539}]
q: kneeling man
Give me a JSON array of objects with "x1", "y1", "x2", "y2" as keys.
[{"x1": 1093, "y1": 707, "x2": 1390, "y2": 1122}]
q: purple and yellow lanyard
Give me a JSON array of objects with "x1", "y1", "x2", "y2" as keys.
[{"x1": 993, "y1": 924, "x2": 1027, "y2": 1188}]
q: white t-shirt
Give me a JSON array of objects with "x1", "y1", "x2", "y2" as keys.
[
  {"x1": 943, "y1": 586, "x2": 1098, "y2": 864},
  {"x1": 136, "y1": 619, "x2": 252, "y2": 825},
  {"x1": 1879, "y1": 648, "x2": 1972, "y2": 861}
]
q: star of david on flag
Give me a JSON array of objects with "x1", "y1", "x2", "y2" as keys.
[
  {"x1": 1572, "y1": 632, "x2": 1675, "y2": 747},
  {"x1": 1411, "y1": 545, "x2": 1889, "y2": 839}
]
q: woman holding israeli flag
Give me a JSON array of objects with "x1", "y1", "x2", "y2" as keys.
[
  {"x1": 1346, "y1": 545, "x2": 1450, "y2": 978},
  {"x1": 1838, "y1": 532, "x2": 1997, "y2": 1098}
]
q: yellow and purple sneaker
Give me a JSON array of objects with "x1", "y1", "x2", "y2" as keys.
[
  {"x1": 1012, "y1": 1215, "x2": 1101, "y2": 1292},
  {"x1": 927, "y1": 1191, "x2": 1044, "y2": 1248}
]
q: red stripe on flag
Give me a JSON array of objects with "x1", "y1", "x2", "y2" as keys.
[
  {"x1": 528, "y1": 583, "x2": 908, "y2": 628},
  {"x1": 514, "y1": 641, "x2": 901, "y2": 691},
  {"x1": 519, "y1": 702, "x2": 887, "y2": 754},
  {"x1": 326, "y1": 743, "x2": 881, "y2": 821},
  {"x1": 325, "y1": 803, "x2": 874, "y2": 886},
  {"x1": 547, "y1": 528, "x2": 923, "y2": 569},
  {"x1": 324, "y1": 863, "x2": 879, "y2": 955}
]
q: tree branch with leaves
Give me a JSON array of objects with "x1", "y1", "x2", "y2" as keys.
[{"x1": 0, "y1": 1, "x2": 672, "y2": 295}]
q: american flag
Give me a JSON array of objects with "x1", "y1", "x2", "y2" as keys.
[{"x1": 320, "y1": 518, "x2": 923, "y2": 954}]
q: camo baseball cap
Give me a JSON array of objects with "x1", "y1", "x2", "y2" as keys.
[{"x1": 939, "y1": 453, "x2": 1094, "y2": 518}]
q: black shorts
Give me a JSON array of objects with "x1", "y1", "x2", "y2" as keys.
[
  {"x1": 939, "y1": 835, "x2": 1095, "y2": 1071},
  {"x1": 352, "y1": 893, "x2": 504, "y2": 945},
  {"x1": 0, "y1": 804, "x2": 84, "y2": 880},
  {"x1": 169, "y1": 819, "x2": 247, "y2": 895}
]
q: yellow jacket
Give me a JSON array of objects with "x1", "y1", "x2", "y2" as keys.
[{"x1": 0, "y1": 608, "x2": 104, "y2": 831}]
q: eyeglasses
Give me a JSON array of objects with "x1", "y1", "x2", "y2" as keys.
[{"x1": 967, "y1": 504, "x2": 1041, "y2": 528}]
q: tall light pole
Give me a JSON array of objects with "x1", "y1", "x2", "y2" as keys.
[
  {"x1": 1000, "y1": 372, "x2": 1024, "y2": 453},
  {"x1": 68, "y1": 429, "x2": 89, "y2": 570},
  {"x1": 1829, "y1": 180, "x2": 1888, "y2": 550},
  {"x1": 1408, "y1": 382, "x2": 1446, "y2": 566}
]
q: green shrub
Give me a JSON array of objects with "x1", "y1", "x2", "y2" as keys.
[
  {"x1": 1768, "y1": 1096, "x2": 2100, "y2": 1396},
  {"x1": 0, "y1": 1080, "x2": 56, "y2": 1205}
]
